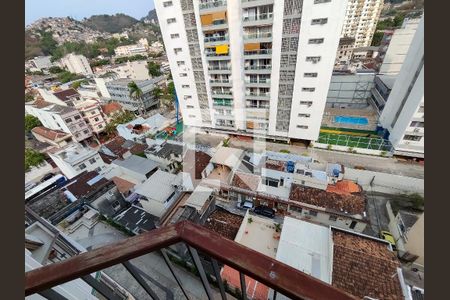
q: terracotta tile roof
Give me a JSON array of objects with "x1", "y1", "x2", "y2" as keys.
[
  {"x1": 31, "y1": 126, "x2": 71, "y2": 141},
  {"x1": 204, "y1": 208, "x2": 243, "y2": 240},
  {"x1": 326, "y1": 180, "x2": 361, "y2": 195},
  {"x1": 332, "y1": 229, "x2": 403, "y2": 300},
  {"x1": 263, "y1": 159, "x2": 285, "y2": 171},
  {"x1": 112, "y1": 176, "x2": 136, "y2": 194},
  {"x1": 65, "y1": 171, "x2": 110, "y2": 199},
  {"x1": 99, "y1": 152, "x2": 116, "y2": 164},
  {"x1": 231, "y1": 172, "x2": 260, "y2": 191},
  {"x1": 53, "y1": 88, "x2": 80, "y2": 102},
  {"x1": 101, "y1": 102, "x2": 123, "y2": 115},
  {"x1": 33, "y1": 97, "x2": 52, "y2": 108},
  {"x1": 289, "y1": 184, "x2": 366, "y2": 215},
  {"x1": 183, "y1": 150, "x2": 212, "y2": 179},
  {"x1": 221, "y1": 265, "x2": 269, "y2": 300},
  {"x1": 102, "y1": 136, "x2": 148, "y2": 158}
]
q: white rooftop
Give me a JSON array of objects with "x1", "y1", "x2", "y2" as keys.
[
  {"x1": 210, "y1": 146, "x2": 244, "y2": 169},
  {"x1": 276, "y1": 217, "x2": 332, "y2": 284},
  {"x1": 134, "y1": 170, "x2": 181, "y2": 203},
  {"x1": 112, "y1": 155, "x2": 159, "y2": 175},
  {"x1": 185, "y1": 185, "x2": 213, "y2": 212}
]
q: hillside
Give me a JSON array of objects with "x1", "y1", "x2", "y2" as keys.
[
  {"x1": 83, "y1": 14, "x2": 139, "y2": 33},
  {"x1": 141, "y1": 9, "x2": 159, "y2": 24}
]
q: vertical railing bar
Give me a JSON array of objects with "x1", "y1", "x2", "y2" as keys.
[
  {"x1": 239, "y1": 272, "x2": 247, "y2": 300},
  {"x1": 211, "y1": 258, "x2": 227, "y2": 300},
  {"x1": 38, "y1": 289, "x2": 68, "y2": 300},
  {"x1": 160, "y1": 249, "x2": 190, "y2": 300},
  {"x1": 81, "y1": 275, "x2": 123, "y2": 300},
  {"x1": 186, "y1": 244, "x2": 214, "y2": 300},
  {"x1": 273, "y1": 290, "x2": 278, "y2": 300},
  {"x1": 122, "y1": 261, "x2": 160, "y2": 300}
]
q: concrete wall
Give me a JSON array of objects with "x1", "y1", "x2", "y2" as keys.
[
  {"x1": 326, "y1": 73, "x2": 375, "y2": 108},
  {"x1": 343, "y1": 167, "x2": 424, "y2": 195},
  {"x1": 405, "y1": 213, "x2": 424, "y2": 266}
]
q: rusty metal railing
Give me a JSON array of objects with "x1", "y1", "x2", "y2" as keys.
[{"x1": 25, "y1": 221, "x2": 358, "y2": 300}]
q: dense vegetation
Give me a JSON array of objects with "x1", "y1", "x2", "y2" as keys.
[
  {"x1": 25, "y1": 148, "x2": 46, "y2": 172},
  {"x1": 115, "y1": 54, "x2": 147, "y2": 64},
  {"x1": 25, "y1": 115, "x2": 42, "y2": 132},
  {"x1": 104, "y1": 111, "x2": 136, "y2": 137},
  {"x1": 83, "y1": 14, "x2": 139, "y2": 33},
  {"x1": 147, "y1": 61, "x2": 162, "y2": 77}
]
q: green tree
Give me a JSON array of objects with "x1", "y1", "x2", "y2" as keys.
[
  {"x1": 39, "y1": 30, "x2": 58, "y2": 56},
  {"x1": 25, "y1": 92, "x2": 35, "y2": 102},
  {"x1": 167, "y1": 81, "x2": 176, "y2": 99},
  {"x1": 371, "y1": 31, "x2": 384, "y2": 46},
  {"x1": 25, "y1": 148, "x2": 46, "y2": 172},
  {"x1": 48, "y1": 66, "x2": 64, "y2": 74},
  {"x1": 25, "y1": 115, "x2": 42, "y2": 132},
  {"x1": 104, "y1": 111, "x2": 135, "y2": 137},
  {"x1": 70, "y1": 79, "x2": 89, "y2": 90},
  {"x1": 57, "y1": 71, "x2": 84, "y2": 83},
  {"x1": 128, "y1": 81, "x2": 145, "y2": 115},
  {"x1": 147, "y1": 61, "x2": 162, "y2": 77}
]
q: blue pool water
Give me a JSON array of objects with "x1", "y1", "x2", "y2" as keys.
[{"x1": 334, "y1": 116, "x2": 369, "y2": 125}]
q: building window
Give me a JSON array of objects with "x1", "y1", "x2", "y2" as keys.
[
  {"x1": 174, "y1": 48, "x2": 182, "y2": 54},
  {"x1": 89, "y1": 158, "x2": 96, "y2": 164},
  {"x1": 94, "y1": 117, "x2": 100, "y2": 122},
  {"x1": 167, "y1": 18, "x2": 176, "y2": 24},
  {"x1": 311, "y1": 18, "x2": 328, "y2": 25},
  {"x1": 329, "y1": 215, "x2": 338, "y2": 221},
  {"x1": 78, "y1": 163, "x2": 87, "y2": 170},
  {"x1": 304, "y1": 73, "x2": 318, "y2": 78},
  {"x1": 163, "y1": 1, "x2": 173, "y2": 7},
  {"x1": 182, "y1": 84, "x2": 190, "y2": 88},
  {"x1": 300, "y1": 101, "x2": 313, "y2": 107},
  {"x1": 296, "y1": 125, "x2": 309, "y2": 129},
  {"x1": 302, "y1": 87, "x2": 315, "y2": 92},
  {"x1": 403, "y1": 135, "x2": 422, "y2": 141},
  {"x1": 314, "y1": 0, "x2": 331, "y2": 3},
  {"x1": 180, "y1": 73, "x2": 188, "y2": 77},
  {"x1": 187, "y1": 105, "x2": 194, "y2": 108},
  {"x1": 188, "y1": 114, "x2": 196, "y2": 118},
  {"x1": 306, "y1": 56, "x2": 321, "y2": 63},
  {"x1": 177, "y1": 61, "x2": 185, "y2": 66},
  {"x1": 298, "y1": 113, "x2": 311, "y2": 118},
  {"x1": 171, "y1": 33, "x2": 180, "y2": 39},
  {"x1": 65, "y1": 118, "x2": 72, "y2": 123},
  {"x1": 308, "y1": 38, "x2": 324, "y2": 44},
  {"x1": 290, "y1": 206, "x2": 302, "y2": 214},
  {"x1": 263, "y1": 177, "x2": 279, "y2": 187},
  {"x1": 308, "y1": 210, "x2": 318, "y2": 217},
  {"x1": 184, "y1": 95, "x2": 192, "y2": 100},
  {"x1": 74, "y1": 115, "x2": 81, "y2": 120},
  {"x1": 83, "y1": 129, "x2": 89, "y2": 134},
  {"x1": 410, "y1": 121, "x2": 424, "y2": 128}
]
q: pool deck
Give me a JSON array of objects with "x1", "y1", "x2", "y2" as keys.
[{"x1": 322, "y1": 107, "x2": 378, "y2": 131}]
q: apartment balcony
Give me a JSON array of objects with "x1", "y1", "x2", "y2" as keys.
[
  {"x1": 245, "y1": 78, "x2": 271, "y2": 87},
  {"x1": 244, "y1": 64, "x2": 272, "y2": 74},
  {"x1": 213, "y1": 98, "x2": 233, "y2": 107},
  {"x1": 204, "y1": 35, "x2": 229, "y2": 46},
  {"x1": 243, "y1": 32, "x2": 273, "y2": 43},
  {"x1": 205, "y1": 51, "x2": 230, "y2": 61},
  {"x1": 214, "y1": 112, "x2": 235, "y2": 120},
  {"x1": 243, "y1": 48, "x2": 272, "y2": 59},
  {"x1": 208, "y1": 65, "x2": 232, "y2": 74},
  {"x1": 210, "y1": 79, "x2": 233, "y2": 87},
  {"x1": 245, "y1": 91, "x2": 270, "y2": 100},
  {"x1": 202, "y1": 20, "x2": 228, "y2": 31},
  {"x1": 25, "y1": 221, "x2": 356, "y2": 300},
  {"x1": 199, "y1": 0, "x2": 227, "y2": 11},
  {"x1": 242, "y1": 0, "x2": 275, "y2": 9},
  {"x1": 242, "y1": 13, "x2": 274, "y2": 27},
  {"x1": 211, "y1": 90, "x2": 233, "y2": 98}
]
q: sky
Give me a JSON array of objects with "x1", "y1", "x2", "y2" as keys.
[{"x1": 25, "y1": 0, "x2": 155, "y2": 25}]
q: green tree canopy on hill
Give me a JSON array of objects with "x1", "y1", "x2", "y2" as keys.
[
  {"x1": 25, "y1": 115, "x2": 42, "y2": 132},
  {"x1": 147, "y1": 61, "x2": 162, "y2": 77},
  {"x1": 25, "y1": 148, "x2": 46, "y2": 172}
]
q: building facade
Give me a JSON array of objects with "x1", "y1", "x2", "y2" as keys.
[
  {"x1": 73, "y1": 99, "x2": 107, "y2": 135},
  {"x1": 110, "y1": 60, "x2": 152, "y2": 81},
  {"x1": 114, "y1": 38, "x2": 150, "y2": 57},
  {"x1": 61, "y1": 53, "x2": 93, "y2": 75},
  {"x1": 155, "y1": 0, "x2": 347, "y2": 142},
  {"x1": 340, "y1": 0, "x2": 383, "y2": 48},
  {"x1": 379, "y1": 16, "x2": 424, "y2": 158},
  {"x1": 378, "y1": 17, "x2": 421, "y2": 75},
  {"x1": 105, "y1": 78, "x2": 163, "y2": 114}
]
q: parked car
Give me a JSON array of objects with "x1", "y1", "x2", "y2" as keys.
[
  {"x1": 380, "y1": 230, "x2": 397, "y2": 250},
  {"x1": 253, "y1": 205, "x2": 275, "y2": 219},
  {"x1": 238, "y1": 201, "x2": 254, "y2": 210},
  {"x1": 40, "y1": 173, "x2": 55, "y2": 182}
]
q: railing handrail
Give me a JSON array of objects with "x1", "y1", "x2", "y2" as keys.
[
  {"x1": 244, "y1": 49, "x2": 272, "y2": 55},
  {"x1": 25, "y1": 221, "x2": 358, "y2": 300}
]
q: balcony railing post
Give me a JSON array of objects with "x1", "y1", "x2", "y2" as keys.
[
  {"x1": 38, "y1": 289, "x2": 68, "y2": 300},
  {"x1": 81, "y1": 275, "x2": 123, "y2": 300},
  {"x1": 160, "y1": 249, "x2": 190, "y2": 300},
  {"x1": 122, "y1": 261, "x2": 161, "y2": 300},
  {"x1": 186, "y1": 245, "x2": 215, "y2": 300},
  {"x1": 239, "y1": 272, "x2": 247, "y2": 300},
  {"x1": 211, "y1": 258, "x2": 227, "y2": 300}
]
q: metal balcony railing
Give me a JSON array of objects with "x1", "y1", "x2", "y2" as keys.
[
  {"x1": 25, "y1": 221, "x2": 357, "y2": 300},
  {"x1": 210, "y1": 79, "x2": 232, "y2": 84},
  {"x1": 244, "y1": 32, "x2": 272, "y2": 40},
  {"x1": 199, "y1": 0, "x2": 227, "y2": 10},
  {"x1": 204, "y1": 35, "x2": 228, "y2": 43},
  {"x1": 245, "y1": 78, "x2": 271, "y2": 84},
  {"x1": 205, "y1": 52, "x2": 230, "y2": 57},
  {"x1": 243, "y1": 12, "x2": 273, "y2": 22},
  {"x1": 208, "y1": 65, "x2": 231, "y2": 70},
  {"x1": 244, "y1": 49, "x2": 272, "y2": 56},
  {"x1": 245, "y1": 65, "x2": 272, "y2": 70}
]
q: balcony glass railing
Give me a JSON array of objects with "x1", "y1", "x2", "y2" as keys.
[
  {"x1": 204, "y1": 35, "x2": 229, "y2": 43},
  {"x1": 244, "y1": 49, "x2": 272, "y2": 56},
  {"x1": 210, "y1": 79, "x2": 232, "y2": 84},
  {"x1": 208, "y1": 65, "x2": 232, "y2": 70},
  {"x1": 245, "y1": 78, "x2": 271, "y2": 84},
  {"x1": 244, "y1": 32, "x2": 272, "y2": 40},
  {"x1": 205, "y1": 52, "x2": 230, "y2": 57},
  {"x1": 246, "y1": 104, "x2": 270, "y2": 109},
  {"x1": 246, "y1": 91, "x2": 270, "y2": 97},
  {"x1": 212, "y1": 90, "x2": 233, "y2": 96},
  {"x1": 244, "y1": 65, "x2": 272, "y2": 70},
  {"x1": 243, "y1": 12, "x2": 273, "y2": 22},
  {"x1": 213, "y1": 99, "x2": 233, "y2": 106},
  {"x1": 199, "y1": 0, "x2": 227, "y2": 10}
]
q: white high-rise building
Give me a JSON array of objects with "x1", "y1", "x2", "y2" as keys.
[
  {"x1": 61, "y1": 53, "x2": 94, "y2": 76},
  {"x1": 379, "y1": 16, "x2": 424, "y2": 158},
  {"x1": 341, "y1": 0, "x2": 383, "y2": 48},
  {"x1": 378, "y1": 17, "x2": 421, "y2": 75},
  {"x1": 155, "y1": 0, "x2": 347, "y2": 142}
]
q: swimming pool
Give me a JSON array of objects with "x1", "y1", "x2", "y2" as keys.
[{"x1": 334, "y1": 116, "x2": 369, "y2": 125}]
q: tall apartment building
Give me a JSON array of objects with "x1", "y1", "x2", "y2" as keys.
[
  {"x1": 378, "y1": 17, "x2": 421, "y2": 75},
  {"x1": 340, "y1": 0, "x2": 383, "y2": 48},
  {"x1": 155, "y1": 0, "x2": 347, "y2": 142},
  {"x1": 379, "y1": 16, "x2": 424, "y2": 158},
  {"x1": 61, "y1": 53, "x2": 94, "y2": 76}
]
